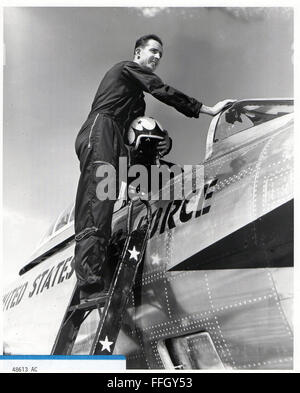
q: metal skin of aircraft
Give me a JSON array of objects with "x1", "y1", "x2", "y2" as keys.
[{"x1": 3, "y1": 99, "x2": 293, "y2": 370}]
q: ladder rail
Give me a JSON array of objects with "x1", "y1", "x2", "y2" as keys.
[{"x1": 90, "y1": 199, "x2": 152, "y2": 355}]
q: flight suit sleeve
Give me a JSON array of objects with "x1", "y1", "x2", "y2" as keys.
[
  {"x1": 124, "y1": 92, "x2": 146, "y2": 133},
  {"x1": 130, "y1": 93, "x2": 146, "y2": 120},
  {"x1": 122, "y1": 62, "x2": 202, "y2": 118}
]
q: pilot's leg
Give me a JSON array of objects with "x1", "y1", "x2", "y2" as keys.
[{"x1": 74, "y1": 114, "x2": 121, "y2": 300}]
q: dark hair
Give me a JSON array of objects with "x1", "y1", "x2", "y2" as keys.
[{"x1": 134, "y1": 34, "x2": 163, "y2": 53}]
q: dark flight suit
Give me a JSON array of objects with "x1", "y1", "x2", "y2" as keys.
[{"x1": 74, "y1": 60, "x2": 203, "y2": 290}]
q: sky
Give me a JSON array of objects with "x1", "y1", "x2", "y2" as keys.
[{"x1": 2, "y1": 6, "x2": 293, "y2": 286}]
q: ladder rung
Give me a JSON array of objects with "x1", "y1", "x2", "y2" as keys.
[{"x1": 68, "y1": 294, "x2": 109, "y2": 312}]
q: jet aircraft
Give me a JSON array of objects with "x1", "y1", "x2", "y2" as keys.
[{"x1": 3, "y1": 99, "x2": 294, "y2": 370}]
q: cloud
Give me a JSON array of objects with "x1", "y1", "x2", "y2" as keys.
[
  {"x1": 136, "y1": 7, "x2": 293, "y2": 22},
  {"x1": 138, "y1": 7, "x2": 166, "y2": 18},
  {"x1": 221, "y1": 7, "x2": 293, "y2": 22}
]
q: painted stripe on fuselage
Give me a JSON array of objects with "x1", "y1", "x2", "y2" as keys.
[{"x1": 170, "y1": 199, "x2": 293, "y2": 271}]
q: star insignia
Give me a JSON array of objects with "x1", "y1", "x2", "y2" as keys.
[
  {"x1": 151, "y1": 254, "x2": 161, "y2": 266},
  {"x1": 99, "y1": 336, "x2": 114, "y2": 352},
  {"x1": 128, "y1": 246, "x2": 140, "y2": 261}
]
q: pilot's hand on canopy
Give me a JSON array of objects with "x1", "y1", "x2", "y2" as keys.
[
  {"x1": 212, "y1": 99, "x2": 237, "y2": 115},
  {"x1": 200, "y1": 99, "x2": 237, "y2": 117},
  {"x1": 157, "y1": 130, "x2": 171, "y2": 157}
]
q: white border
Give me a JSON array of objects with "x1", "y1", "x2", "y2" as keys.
[{"x1": 1, "y1": 1, "x2": 298, "y2": 373}]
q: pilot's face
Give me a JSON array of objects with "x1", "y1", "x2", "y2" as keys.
[{"x1": 136, "y1": 39, "x2": 163, "y2": 72}]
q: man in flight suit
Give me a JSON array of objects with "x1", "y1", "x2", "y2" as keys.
[{"x1": 74, "y1": 34, "x2": 233, "y2": 301}]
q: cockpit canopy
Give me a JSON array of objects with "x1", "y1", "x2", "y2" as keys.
[{"x1": 214, "y1": 99, "x2": 293, "y2": 143}]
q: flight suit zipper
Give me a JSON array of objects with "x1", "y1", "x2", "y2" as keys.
[{"x1": 88, "y1": 113, "x2": 99, "y2": 148}]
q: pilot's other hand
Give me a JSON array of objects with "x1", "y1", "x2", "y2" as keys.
[{"x1": 157, "y1": 130, "x2": 171, "y2": 156}]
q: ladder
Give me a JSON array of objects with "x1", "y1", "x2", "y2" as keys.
[{"x1": 51, "y1": 198, "x2": 152, "y2": 355}]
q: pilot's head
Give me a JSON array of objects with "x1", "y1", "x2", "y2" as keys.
[{"x1": 133, "y1": 34, "x2": 163, "y2": 72}]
